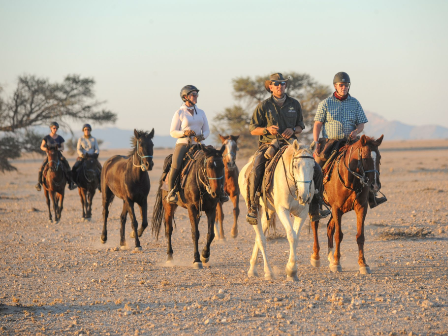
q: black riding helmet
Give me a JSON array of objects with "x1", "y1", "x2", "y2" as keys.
[
  {"x1": 333, "y1": 72, "x2": 350, "y2": 84},
  {"x1": 82, "y1": 124, "x2": 92, "y2": 131},
  {"x1": 49, "y1": 121, "x2": 59, "y2": 129}
]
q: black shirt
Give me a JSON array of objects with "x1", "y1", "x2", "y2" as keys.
[{"x1": 43, "y1": 135, "x2": 65, "y2": 148}]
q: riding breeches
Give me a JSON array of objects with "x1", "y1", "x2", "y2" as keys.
[
  {"x1": 248, "y1": 145, "x2": 269, "y2": 208},
  {"x1": 168, "y1": 143, "x2": 189, "y2": 190}
]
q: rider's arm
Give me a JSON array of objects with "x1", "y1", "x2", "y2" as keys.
[
  {"x1": 313, "y1": 121, "x2": 323, "y2": 154},
  {"x1": 169, "y1": 110, "x2": 185, "y2": 138},
  {"x1": 93, "y1": 138, "x2": 100, "y2": 155},
  {"x1": 249, "y1": 103, "x2": 279, "y2": 135},
  {"x1": 59, "y1": 143, "x2": 64, "y2": 151},
  {"x1": 77, "y1": 138, "x2": 85, "y2": 157},
  {"x1": 350, "y1": 123, "x2": 365, "y2": 139},
  {"x1": 40, "y1": 139, "x2": 47, "y2": 152}
]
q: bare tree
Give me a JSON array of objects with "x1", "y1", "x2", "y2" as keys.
[{"x1": 0, "y1": 75, "x2": 117, "y2": 172}]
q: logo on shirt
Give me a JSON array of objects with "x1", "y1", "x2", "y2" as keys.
[{"x1": 288, "y1": 107, "x2": 296, "y2": 113}]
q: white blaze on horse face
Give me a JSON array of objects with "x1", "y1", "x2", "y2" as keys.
[
  {"x1": 371, "y1": 151, "x2": 378, "y2": 191},
  {"x1": 225, "y1": 139, "x2": 236, "y2": 167}
]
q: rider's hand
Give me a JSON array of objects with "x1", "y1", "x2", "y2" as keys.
[
  {"x1": 314, "y1": 142, "x2": 321, "y2": 156},
  {"x1": 184, "y1": 130, "x2": 196, "y2": 137},
  {"x1": 266, "y1": 125, "x2": 279, "y2": 135},
  {"x1": 349, "y1": 129, "x2": 358, "y2": 139},
  {"x1": 194, "y1": 135, "x2": 205, "y2": 142},
  {"x1": 282, "y1": 128, "x2": 294, "y2": 139}
]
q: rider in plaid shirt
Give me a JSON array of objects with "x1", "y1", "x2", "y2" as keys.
[{"x1": 313, "y1": 72, "x2": 386, "y2": 208}]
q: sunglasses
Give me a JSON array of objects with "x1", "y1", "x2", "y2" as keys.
[
  {"x1": 336, "y1": 83, "x2": 349, "y2": 87},
  {"x1": 272, "y1": 81, "x2": 286, "y2": 86},
  {"x1": 189, "y1": 92, "x2": 199, "y2": 97}
]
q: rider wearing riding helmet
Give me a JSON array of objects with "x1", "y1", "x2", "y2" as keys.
[
  {"x1": 72, "y1": 124, "x2": 102, "y2": 191},
  {"x1": 166, "y1": 85, "x2": 229, "y2": 204},
  {"x1": 35, "y1": 121, "x2": 77, "y2": 191},
  {"x1": 313, "y1": 71, "x2": 386, "y2": 208}
]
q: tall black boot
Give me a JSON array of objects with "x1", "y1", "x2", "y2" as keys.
[
  {"x1": 167, "y1": 168, "x2": 179, "y2": 204},
  {"x1": 246, "y1": 171, "x2": 260, "y2": 225},
  {"x1": 66, "y1": 170, "x2": 77, "y2": 190},
  {"x1": 35, "y1": 170, "x2": 43, "y2": 191},
  {"x1": 368, "y1": 190, "x2": 387, "y2": 209},
  {"x1": 309, "y1": 162, "x2": 331, "y2": 221}
]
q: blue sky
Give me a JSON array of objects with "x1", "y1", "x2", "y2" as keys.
[{"x1": 1, "y1": 0, "x2": 447, "y2": 136}]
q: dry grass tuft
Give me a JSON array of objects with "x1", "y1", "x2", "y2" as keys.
[{"x1": 379, "y1": 227, "x2": 432, "y2": 240}]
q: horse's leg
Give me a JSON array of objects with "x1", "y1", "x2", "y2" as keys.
[
  {"x1": 164, "y1": 202, "x2": 176, "y2": 262},
  {"x1": 87, "y1": 189, "x2": 95, "y2": 218},
  {"x1": 230, "y1": 194, "x2": 240, "y2": 238},
  {"x1": 330, "y1": 209, "x2": 343, "y2": 272},
  {"x1": 249, "y1": 208, "x2": 273, "y2": 280},
  {"x1": 187, "y1": 205, "x2": 202, "y2": 268},
  {"x1": 214, "y1": 202, "x2": 224, "y2": 240},
  {"x1": 79, "y1": 188, "x2": 86, "y2": 219},
  {"x1": 355, "y1": 203, "x2": 370, "y2": 274},
  {"x1": 327, "y1": 215, "x2": 335, "y2": 264},
  {"x1": 136, "y1": 198, "x2": 148, "y2": 237},
  {"x1": 58, "y1": 191, "x2": 64, "y2": 222},
  {"x1": 101, "y1": 187, "x2": 114, "y2": 244},
  {"x1": 119, "y1": 201, "x2": 128, "y2": 249},
  {"x1": 310, "y1": 220, "x2": 321, "y2": 267},
  {"x1": 50, "y1": 191, "x2": 58, "y2": 223},
  {"x1": 201, "y1": 208, "x2": 216, "y2": 263},
  {"x1": 44, "y1": 189, "x2": 52, "y2": 222},
  {"x1": 277, "y1": 207, "x2": 298, "y2": 281},
  {"x1": 126, "y1": 200, "x2": 141, "y2": 250}
]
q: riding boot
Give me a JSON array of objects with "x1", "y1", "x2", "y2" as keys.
[
  {"x1": 66, "y1": 170, "x2": 77, "y2": 190},
  {"x1": 35, "y1": 170, "x2": 43, "y2": 191},
  {"x1": 167, "y1": 168, "x2": 179, "y2": 204},
  {"x1": 219, "y1": 185, "x2": 229, "y2": 203},
  {"x1": 246, "y1": 171, "x2": 261, "y2": 225},
  {"x1": 309, "y1": 162, "x2": 331, "y2": 221},
  {"x1": 368, "y1": 190, "x2": 387, "y2": 209}
]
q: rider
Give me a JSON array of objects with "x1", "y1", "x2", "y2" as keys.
[
  {"x1": 246, "y1": 73, "x2": 331, "y2": 224},
  {"x1": 35, "y1": 121, "x2": 77, "y2": 191},
  {"x1": 313, "y1": 71, "x2": 387, "y2": 208},
  {"x1": 167, "y1": 85, "x2": 229, "y2": 204},
  {"x1": 72, "y1": 124, "x2": 102, "y2": 191}
]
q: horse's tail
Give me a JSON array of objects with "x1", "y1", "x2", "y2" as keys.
[{"x1": 151, "y1": 178, "x2": 165, "y2": 240}]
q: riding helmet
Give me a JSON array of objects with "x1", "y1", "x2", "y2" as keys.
[
  {"x1": 49, "y1": 121, "x2": 59, "y2": 129},
  {"x1": 83, "y1": 123, "x2": 92, "y2": 131},
  {"x1": 180, "y1": 85, "x2": 199, "y2": 102},
  {"x1": 333, "y1": 72, "x2": 350, "y2": 84}
]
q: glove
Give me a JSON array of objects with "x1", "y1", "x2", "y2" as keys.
[
  {"x1": 194, "y1": 135, "x2": 205, "y2": 143},
  {"x1": 184, "y1": 130, "x2": 196, "y2": 137}
]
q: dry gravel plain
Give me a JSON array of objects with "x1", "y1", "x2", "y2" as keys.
[{"x1": 1, "y1": 140, "x2": 448, "y2": 336}]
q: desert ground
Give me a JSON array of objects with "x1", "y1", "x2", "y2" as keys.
[{"x1": 1, "y1": 140, "x2": 448, "y2": 336}]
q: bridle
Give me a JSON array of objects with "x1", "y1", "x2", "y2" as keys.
[
  {"x1": 342, "y1": 145, "x2": 380, "y2": 188},
  {"x1": 132, "y1": 141, "x2": 153, "y2": 171},
  {"x1": 81, "y1": 158, "x2": 97, "y2": 183},
  {"x1": 197, "y1": 155, "x2": 224, "y2": 195},
  {"x1": 287, "y1": 152, "x2": 315, "y2": 203},
  {"x1": 223, "y1": 139, "x2": 237, "y2": 168}
]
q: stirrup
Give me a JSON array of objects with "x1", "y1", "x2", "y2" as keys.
[
  {"x1": 35, "y1": 183, "x2": 42, "y2": 192},
  {"x1": 68, "y1": 181, "x2": 77, "y2": 190},
  {"x1": 167, "y1": 189, "x2": 178, "y2": 204},
  {"x1": 246, "y1": 207, "x2": 258, "y2": 225},
  {"x1": 369, "y1": 196, "x2": 387, "y2": 209}
]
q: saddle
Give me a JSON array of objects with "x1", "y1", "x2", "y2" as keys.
[{"x1": 263, "y1": 145, "x2": 289, "y2": 203}]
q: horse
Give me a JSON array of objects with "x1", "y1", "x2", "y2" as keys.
[
  {"x1": 42, "y1": 144, "x2": 67, "y2": 223},
  {"x1": 75, "y1": 154, "x2": 100, "y2": 221},
  {"x1": 100, "y1": 129, "x2": 154, "y2": 251},
  {"x1": 310, "y1": 135, "x2": 384, "y2": 274},
  {"x1": 239, "y1": 140, "x2": 316, "y2": 281},
  {"x1": 152, "y1": 145, "x2": 226, "y2": 269},
  {"x1": 215, "y1": 134, "x2": 240, "y2": 240}
]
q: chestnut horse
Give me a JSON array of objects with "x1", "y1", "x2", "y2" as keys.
[
  {"x1": 310, "y1": 135, "x2": 384, "y2": 274},
  {"x1": 75, "y1": 154, "x2": 100, "y2": 221},
  {"x1": 215, "y1": 134, "x2": 240, "y2": 239},
  {"x1": 152, "y1": 145, "x2": 226, "y2": 268},
  {"x1": 43, "y1": 144, "x2": 67, "y2": 223},
  {"x1": 101, "y1": 129, "x2": 154, "y2": 251}
]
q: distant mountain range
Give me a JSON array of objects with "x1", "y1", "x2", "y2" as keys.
[
  {"x1": 363, "y1": 112, "x2": 448, "y2": 140},
  {"x1": 30, "y1": 113, "x2": 448, "y2": 149}
]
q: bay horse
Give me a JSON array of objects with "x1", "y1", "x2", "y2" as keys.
[
  {"x1": 310, "y1": 135, "x2": 384, "y2": 274},
  {"x1": 75, "y1": 154, "x2": 100, "y2": 221},
  {"x1": 43, "y1": 144, "x2": 67, "y2": 223},
  {"x1": 239, "y1": 140, "x2": 315, "y2": 281},
  {"x1": 152, "y1": 145, "x2": 226, "y2": 268},
  {"x1": 215, "y1": 134, "x2": 240, "y2": 239},
  {"x1": 101, "y1": 129, "x2": 154, "y2": 251}
]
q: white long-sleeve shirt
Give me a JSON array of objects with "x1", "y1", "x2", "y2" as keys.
[
  {"x1": 170, "y1": 104, "x2": 210, "y2": 145},
  {"x1": 77, "y1": 136, "x2": 100, "y2": 157}
]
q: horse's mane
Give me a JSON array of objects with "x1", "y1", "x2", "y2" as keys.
[{"x1": 128, "y1": 130, "x2": 153, "y2": 157}]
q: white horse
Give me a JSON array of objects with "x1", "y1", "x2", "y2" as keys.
[{"x1": 239, "y1": 140, "x2": 315, "y2": 281}]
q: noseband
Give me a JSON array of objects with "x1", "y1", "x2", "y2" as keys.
[
  {"x1": 132, "y1": 141, "x2": 153, "y2": 171},
  {"x1": 290, "y1": 154, "x2": 315, "y2": 203},
  {"x1": 344, "y1": 146, "x2": 380, "y2": 188},
  {"x1": 198, "y1": 156, "x2": 224, "y2": 195}
]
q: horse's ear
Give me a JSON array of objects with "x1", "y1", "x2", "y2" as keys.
[
  {"x1": 148, "y1": 128, "x2": 155, "y2": 139},
  {"x1": 360, "y1": 135, "x2": 367, "y2": 146},
  {"x1": 219, "y1": 134, "x2": 226, "y2": 143},
  {"x1": 219, "y1": 144, "x2": 226, "y2": 155},
  {"x1": 134, "y1": 129, "x2": 139, "y2": 139},
  {"x1": 293, "y1": 139, "x2": 300, "y2": 151},
  {"x1": 375, "y1": 134, "x2": 384, "y2": 146},
  {"x1": 232, "y1": 135, "x2": 240, "y2": 141}
]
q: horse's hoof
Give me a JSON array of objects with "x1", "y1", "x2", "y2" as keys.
[
  {"x1": 48, "y1": 220, "x2": 53, "y2": 223},
  {"x1": 286, "y1": 274, "x2": 299, "y2": 282},
  {"x1": 192, "y1": 262, "x2": 203, "y2": 269},
  {"x1": 219, "y1": 236, "x2": 226, "y2": 241},
  {"x1": 200, "y1": 256, "x2": 209, "y2": 263},
  {"x1": 130, "y1": 231, "x2": 135, "y2": 238},
  {"x1": 134, "y1": 246, "x2": 142, "y2": 252},
  {"x1": 54, "y1": 220, "x2": 59, "y2": 224},
  {"x1": 359, "y1": 266, "x2": 371, "y2": 274},
  {"x1": 330, "y1": 264, "x2": 342, "y2": 273},
  {"x1": 264, "y1": 274, "x2": 273, "y2": 281},
  {"x1": 166, "y1": 259, "x2": 174, "y2": 265},
  {"x1": 230, "y1": 230, "x2": 238, "y2": 239},
  {"x1": 310, "y1": 258, "x2": 321, "y2": 268},
  {"x1": 120, "y1": 245, "x2": 127, "y2": 250},
  {"x1": 247, "y1": 269, "x2": 258, "y2": 278}
]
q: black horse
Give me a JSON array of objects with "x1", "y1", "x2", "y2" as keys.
[
  {"x1": 75, "y1": 154, "x2": 100, "y2": 221},
  {"x1": 101, "y1": 129, "x2": 154, "y2": 251},
  {"x1": 152, "y1": 145, "x2": 226, "y2": 268}
]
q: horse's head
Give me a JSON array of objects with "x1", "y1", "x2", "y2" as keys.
[
  {"x1": 132, "y1": 129, "x2": 154, "y2": 171},
  {"x1": 46, "y1": 144, "x2": 60, "y2": 172},
  {"x1": 291, "y1": 140, "x2": 315, "y2": 205},
  {"x1": 360, "y1": 134, "x2": 384, "y2": 192},
  {"x1": 83, "y1": 154, "x2": 97, "y2": 180},
  {"x1": 202, "y1": 145, "x2": 226, "y2": 199},
  {"x1": 219, "y1": 134, "x2": 239, "y2": 170}
]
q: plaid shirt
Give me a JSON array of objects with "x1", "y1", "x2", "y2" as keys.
[{"x1": 314, "y1": 94, "x2": 368, "y2": 139}]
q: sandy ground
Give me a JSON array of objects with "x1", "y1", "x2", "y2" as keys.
[{"x1": 1, "y1": 141, "x2": 448, "y2": 336}]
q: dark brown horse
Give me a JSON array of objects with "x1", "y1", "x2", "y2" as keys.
[
  {"x1": 152, "y1": 145, "x2": 226, "y2": 268},
  {"x1": 101, "y1": 129, "x2": 154, "y2": 251},
  {"x1": 43, "y1": 145, "x2": 67, "y2": 223},
  {"x1": 215, "y1": 134, "x2": 240, "y2": 239},
  {"x1": 310, "y1": 135, "x2": 384, "y2": 274},
  {"x1": 75, "y1": 154, "x2": 100, "y2": 221}
]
